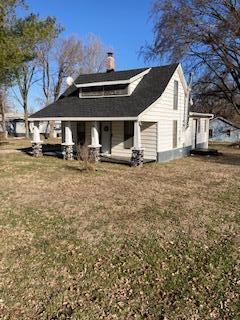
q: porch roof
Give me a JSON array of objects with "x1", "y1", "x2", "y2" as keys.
[{"x1": 30, "y1": 64, "x2": 178, "y2": 120}]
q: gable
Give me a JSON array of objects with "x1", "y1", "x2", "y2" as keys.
[{"x1": 139, "y1": 64, "x2": 185, "y2": 121}]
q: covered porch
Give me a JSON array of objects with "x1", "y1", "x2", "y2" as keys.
[{"x1": 31, "y1": 119, "x2": 158, "y2": 166}]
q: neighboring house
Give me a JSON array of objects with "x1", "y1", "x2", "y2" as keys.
[
  {"x1": 209, "y1": 117, "x2": 240, "y2": 143},
  {"x1": 29, "y1": 121, "x2": 62, "y2": 138},
  {"x1": 0, "y1": 112, "x2": 25, "y2": 136},
  {"x1": 30, "y1": 54, "x2": 212, "y2": 163},
  {"x1": 0, "y1": 112, "x2": 61, "y2": 138}
]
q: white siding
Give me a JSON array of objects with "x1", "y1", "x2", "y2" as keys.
[
  {"x1": 140, "y1": 67, "x2": 188, "y2": 152},
  {"x1": 129, "y1": 77, "x2": 142, "y2": 95},
  {"x1": 196, "y1": 118, "x2": 209, "y2": 148},
  {"x1": 141, "y1": 122, "x2": 157, "y2": 160},
  {"x1": 111, "y1": 121, "x2": 132, "y2": 157}
]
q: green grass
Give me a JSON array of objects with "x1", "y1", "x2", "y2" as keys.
[{"x1": 0, "y1": 144, "x2": 240, "y2": 319}]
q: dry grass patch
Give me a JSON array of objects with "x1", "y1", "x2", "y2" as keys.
[{"x1": 0, "y1": 144, "x2": 239, "y2": 319}]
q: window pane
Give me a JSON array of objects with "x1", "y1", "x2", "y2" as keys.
[
  {"x1": 173, "y1": 120, "x2": 178, "y2": 148},
  {"x1": 81, "y1": 86, "x2": 103, "y2": 97},
  {"x1": 174, "y1": 80, "x2": 178, "y2": 110},
  {"x1": 104, "y1": 84, "x2": 128, "y2": 96},
  {"x1": 124, "y1": 121, "x2": 134, "y2": 149}
]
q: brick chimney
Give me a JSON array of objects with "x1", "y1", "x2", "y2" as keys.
[{"x1": 106, "y1": 52, "x2": 115, "y2": 73}]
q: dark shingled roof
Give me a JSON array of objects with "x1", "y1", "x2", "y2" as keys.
[{"x1": 30, "y1": 63, "x2": 179, "y2": 119}]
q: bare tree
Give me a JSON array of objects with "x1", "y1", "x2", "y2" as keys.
[
  {"x1": 146, "y1": 0, "x2": 240, "y2": 117},
  {"x1": 53, "y1": 36, "x2": 84, "y2": 101},
  {"x1": 38, "y1": 33, "x2": 108, "y2": 105},
  {"x1": 80, "y1": 33, "x2": 107, "y2": 74},
  {"x1": 12, "y1": 62, "x2": 38, "y2": 137}
]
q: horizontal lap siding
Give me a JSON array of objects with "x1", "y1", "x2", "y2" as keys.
[
  {"x1": 141, "y1": 122, "x2": 157, "y2": 159},
  {"x1": 111, "y1": 121, "x2": 132, "y2": 157},
  {"x1": 140, "y1": 68, "x2": 188, "y2": 152}
]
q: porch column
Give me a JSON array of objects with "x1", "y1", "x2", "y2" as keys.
[
  {"x1": 31, "y1": 122, "x2": 43, "y2": 157},
  {"x1": 131, "y1": 121, "x2": 144, "y2": 167},
  {"x1": 88, "y1": 121, "x2": 101, "y2": 163},
  {"x1": 62, "y1": 121, "x2": 74, "y2": 160}
]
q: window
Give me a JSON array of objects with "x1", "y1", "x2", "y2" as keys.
[
  {"x1": 227, "y1": 129, "x2": 231, "y2": 137},
  {"x1": 173, "y1": 80, "x2": 178, "y2": 110},
  {"x1": 124, "y1": 121, "x2": 134, "y2": 149},
  {"x1": 209, "y1": 129, "x2": 213, "y2": 138},
  {"x1": 173, "y1": 120, "x2": 178, "y2": 148},
  {"x1": 104, "y1": 84, "x2": 128, "y2": 96},
  {"x1": 77, "y1": 122, "x2": 85, "y2": 145},
  {"x1": 198, "y1": 119, "x2": 201, "y2": 133},
  {"x1": 81, "y1": 84, "x2": 129, "y2": 97},
  {"x1": 81, "y1": 86, "x2": 104, "y2": 97}
]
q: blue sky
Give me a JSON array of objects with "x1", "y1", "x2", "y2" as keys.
[
  {"x1": 27, "y1": 0, "x2": 155, "y2": 70},
  {"x1": 14, "y1": 0, "x2": 157, "y2": 112}
]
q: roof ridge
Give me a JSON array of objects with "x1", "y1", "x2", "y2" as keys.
[{"x1": 213, "y1": 116, "x2": 240, "y2": 129}]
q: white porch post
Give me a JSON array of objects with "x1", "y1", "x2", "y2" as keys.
[
  {"x1": 62, "y1": 121, "x2": 74, "y2": 160},
  {"x1": 88, "y1": 121, "x2": 101, "y2": 162},
  {"x1": 31, "y1": 121, "x2": 43, "y2": 157},
  {"x1": 133, "y1": 121, "x2": 142, "y2": 150},
  {"x1": 131, "y1": 121, "x2": 144, "y2": 167},
  {"x1": 90, "y1": 121, "x2": 101, "y2": 147}
]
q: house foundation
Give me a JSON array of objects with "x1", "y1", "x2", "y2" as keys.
[
  {"x1": 88, "y1": 146, "x2": 101, "y2": 163},
  {"x1": 32, "y1": 142, "x2": 43, "y2": 157},
  {"x1": 130, "y1": 149, "x2": 144, "y2": 167},
  {"x1": 63, "y1": 144, "x2": 74, "y2": 160}
]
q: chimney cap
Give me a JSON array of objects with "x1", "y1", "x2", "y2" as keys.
[{"x1": 107, "y1": 52, "x2": 113, "y2": 56}]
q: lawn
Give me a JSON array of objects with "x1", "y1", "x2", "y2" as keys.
[{"x1": 0, "y1": 142, "x2": 239, "y2": 319}]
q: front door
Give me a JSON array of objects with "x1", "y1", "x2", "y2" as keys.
[{"x1": 101, "y1": 122, "x2": 111, "y2": 154}]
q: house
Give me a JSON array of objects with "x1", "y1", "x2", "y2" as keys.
[
  {"x1": 0, "y1": 112, "x2": 25, "y2": 137},
  {"x1": 30, "y1": 53, "x2": 212, "y2": 165},
  {"x1": 0, "y1": 112, "x2": 61, "y2": 138},
  {"x1": 209, "y1": 117, "x2": 240, "y2": 143}
]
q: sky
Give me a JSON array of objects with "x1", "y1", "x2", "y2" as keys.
[{"x1": 13, "y1": 0, "x2": 157, "y2": 112}]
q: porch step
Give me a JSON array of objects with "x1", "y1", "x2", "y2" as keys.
[
  {"x1": 100, "y1": 155, "x2": 156, "y2": 165},
  {"x1": 100, "y1": 155, "x2": 130, "y2": 165},
  {"x1": 190, "y1": 148, "x2": 220, "y2": 156}
]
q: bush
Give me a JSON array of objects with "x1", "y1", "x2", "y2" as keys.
[{"x1": 76, "y1": 144, "x2": 96, "y2": 171}]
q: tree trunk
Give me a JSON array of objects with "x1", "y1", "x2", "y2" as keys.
[
  {"x1": 48, "y1": 120, "x2": 55, "y2": 139},
  {"x1": 0, "y1": 90, "x2": 7, "y2": 140},
  {"x1": 23, "y1": 102, "x2": 29, "y2": 139}
]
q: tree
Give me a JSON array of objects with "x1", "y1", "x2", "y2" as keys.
[
  {"x1": 0, "y1": 1, "x2": 60, "y2": 137},
  {"x1": 80, "y1": 33, "x2": 108, "y2": 74},
  {"x1": 146, "y1": 0, "x2": 240, "y2": 117},
  {"x1": 0, "y1": 0, "x2": 26, "y2": 136},
  {"x1": 38, "y1": 33, "x2": 107, "y2": 106},
  {"x1": 12, "y1": 14, "x2": 61, "y2": 137}
]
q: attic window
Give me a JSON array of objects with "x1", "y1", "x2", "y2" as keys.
[{"x1": 80, "y1": 84, "x2": 129, "y2": 97}]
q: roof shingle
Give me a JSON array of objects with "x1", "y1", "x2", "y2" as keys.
[{"x1": 30, "y1": 63, "x2": 179, "y2": 119}]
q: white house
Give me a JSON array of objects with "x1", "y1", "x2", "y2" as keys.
[
  {"x1": 209, "y1": 116, "x2": 240, "y2": 143},
  {"x1": 30, "y1": 53, "x2": 212, "y2": 165}
]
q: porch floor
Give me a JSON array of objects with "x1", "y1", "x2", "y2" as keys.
[{"x1": 100, "y1": 154, "x2": 155, "y2": 165}]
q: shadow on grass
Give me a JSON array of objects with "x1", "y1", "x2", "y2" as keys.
[{"x1": 18, "y1": 143, "x2": 63, "y2": 158}]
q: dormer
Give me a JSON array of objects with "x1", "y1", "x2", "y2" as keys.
[{"x1": 77, "y1": 68, "x2": 151, "y2": 98}]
